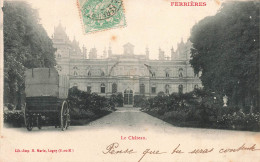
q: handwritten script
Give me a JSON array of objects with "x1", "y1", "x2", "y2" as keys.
[{"x1": 102, "y1": 142, "x2": 260, "y2": 162}]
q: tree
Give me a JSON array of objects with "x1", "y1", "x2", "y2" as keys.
[
  {"x1": 190, "y1": 2, "x2": 259, "y2": 110},
  {"x1": 3, "y1": 2, "x2": 56, "y2": 108}
]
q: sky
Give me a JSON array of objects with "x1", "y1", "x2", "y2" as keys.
[{"x1": 24, "y1": 0, "x2": 222, "y2": 59}]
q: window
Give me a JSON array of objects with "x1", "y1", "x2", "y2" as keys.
[
  {"x1": 87, "y1": 86, "x2": 91, "y2": 93},
  {"x1": 165, "y1": 84, "x2": 170, "y2": 94},
  {"x1": 166, "y1": 72, "x2": 169, "y2": 78},
  {"x1": 194, "y1": 84, "x2": 199, "y2": 90},
  {"x1": 112, "y1": 83, "x2": 117, "y2": 93},
  {"x1": 152, "y1": 72, "x2": 156, "y2": 77},
  {"x1": 73, "y1": 66, "x2": 78, "y2": 70},
  {"x1": 151, "y1": 84, "x2": 156, "y2": 94},
  {"x1": 152, "y1": 87, "x2": 156, "y2": 94},
  {"x1": 194, "y1": 72, "x2": 199, "y2": 78},
  {"x1": 74, "y1": 71, "x2": 78, "y2": 76},
  {"x1": 88, "y1": 71, "x2": 91, "y2": 76},
  {"x1": 140, "y1": 84, "x2": 145, "y2": 95},
  {"x1": 178, "y1": 84, "x2": 183, "y2": 94},
  {"x1": 101, "y1": 83, "x2": 105, "y2": 93},
  {"x1": 179, "y1": 68, "x2": 183, "y2": 78},
  {"x1": 57, "y1": 54, "x2": 61, "y2": 58}
]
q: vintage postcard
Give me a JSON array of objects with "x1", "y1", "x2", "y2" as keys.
[{"x1": 0, "y1": 0, "x2": 260, "y2": 161}]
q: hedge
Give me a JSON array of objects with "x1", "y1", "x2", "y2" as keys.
[{"x1": 141, "y1": 89, "x2": 260, "y2": 131}]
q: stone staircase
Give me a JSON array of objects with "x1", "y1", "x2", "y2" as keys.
[{"x1": 123, "y1": 104, "x2": 133, "y2": 108}]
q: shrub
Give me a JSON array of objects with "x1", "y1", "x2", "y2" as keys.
[
  {"x1": 6, "y1": 103, "x2": 16, "y2": 110},
  {"x1": 134, "y1": 95, "x2": 148, "y2": 108},
  {"x1": 110, "y1": 93, "x2": 123, "y2": 107},
  {"x1": 143, "y1": 89, "x2": 260, "y2": 131},
  {"x1": 67, "y1": 87, "x2": 115, "y2": 121},
  {"x1": 4, "y1": 110, "x2": 24, "y2": 127},
  {"x1": 217, "y1": 111, "x2": 260, "y2": 131}
]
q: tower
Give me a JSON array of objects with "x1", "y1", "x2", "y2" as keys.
[
  {"x1": 82, "y1": 45, "x2": 87, "y2": 59},
  {"x1": 108, "y1": 44, "x2": 112, "y2": 57},
  {"x1": 123, "y1": 43, "x2": 134, "y2": 55},
  {"x1": 89, "y1": 47, "x2": 97, "y2": 59},
  {"x1": 171, "y1": 46, "x2": 175, "y2": 60},
  {"x1": 158, "y1": 48, "x2": 165, "y2": 60},
  {"x1": 53, "y1": 22, "x2": 69, "y2": 43},
  {"x1": 52, "y1": 22, "x2": 70, "y2": 58},
  {"x1": 103, "y1": 47, "x2": 107, "y2": 58},
  {"x1": 185, "y1": 40, "x2": 192, "y2": 60},
  {"x1": 176, "y1": 38, "x2": 186, "y2": 60},
  {"x1": 145, "y1": 47, "x2": 149, "y2": 60}
]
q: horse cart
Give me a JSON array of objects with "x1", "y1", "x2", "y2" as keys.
[{"x1": 24, "y1": 68, "x2": 70, "y2": 131}]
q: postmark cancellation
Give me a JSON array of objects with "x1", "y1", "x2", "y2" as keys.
[{"x1": 77, "y1": 0, "x2": 126, "y2": 34}]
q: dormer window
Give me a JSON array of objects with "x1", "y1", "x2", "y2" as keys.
[
  {"x1": 152, "y1": 72, "x2": 156, "y2": 77},
  {"x1": 166, "y1": 72, "x2": 169, "y2": 78},
  {"x1": 101, "y1": 71, "x2": 105, "y2": 76},
  {"x1": 88, "y1": 71, "x2": 91, "y2": 76}
]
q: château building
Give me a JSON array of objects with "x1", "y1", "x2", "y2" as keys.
[{"x1": 52, "y1": 23, "x2": 202, "y2": 105}]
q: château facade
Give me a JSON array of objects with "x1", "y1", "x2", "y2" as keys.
[{"x1": 52, "y1": 23, "x2": 202, "y2": 105}]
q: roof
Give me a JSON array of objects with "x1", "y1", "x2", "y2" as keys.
[{"x1": 123, "y1": 42, "x2": 134, "y2": 47}]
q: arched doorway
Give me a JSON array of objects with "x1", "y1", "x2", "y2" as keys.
[{"x1": 124, "y1": 89, "x2": 133, "y2": 105}]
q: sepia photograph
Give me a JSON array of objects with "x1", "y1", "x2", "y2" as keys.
[{"x1": 0, "y1": 0, "x2": 259, "y2": 161}]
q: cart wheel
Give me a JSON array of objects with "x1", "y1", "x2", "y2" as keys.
[
  {"x1": 26, "y1": 119, "x2": 33, "y2": 131},
  {"x1": 66, "y1": 108, "x2": 70, "y2": 129},
  {"x1": 60, "y1": 101, "x2": 69, "y2": 131},
  {"x1": 37, "y1": 116, "x2": 42, "y2": 130},
  {"x1": 24, "y1": 103, "x2": 33, "y2": 131},
  {"x1": 23, "y1": 103, "x2": 27, "y2": 126}
]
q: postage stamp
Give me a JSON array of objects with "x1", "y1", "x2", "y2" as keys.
[{"x1": 77, "y1": 0, "x2": 126, "y2": 34}]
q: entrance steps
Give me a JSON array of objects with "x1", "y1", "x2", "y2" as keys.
[
  {"x1": 116, "y1": 106, "x2": 141, "y2": 112},
  {"x1": 123, "y1": 105, "x2": 133, "y2": 108}
]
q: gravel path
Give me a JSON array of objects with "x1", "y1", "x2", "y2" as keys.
[{"x1": 1, "y1": 107, "x2": 260, "y2": 162}]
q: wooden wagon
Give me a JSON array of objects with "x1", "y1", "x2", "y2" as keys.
[{"x1": 24, "y1": 68, "x2": 70, "y2": 131}]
